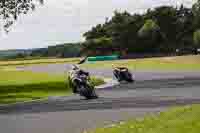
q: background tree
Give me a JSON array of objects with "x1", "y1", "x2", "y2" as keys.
[
  {"x1": 138, "y1": 19, "x2": 164, "y2": 52},
  {"x1": 193, "y1": 29, "x2": 200, "y2": 54},
  {"x1": 192, "y1": 0, "x2": 200, "y2": 29},
  {"x1": 82, "y1": 3, "x2": 200, "y2": 56},
  {"x1": 0, "y1": 0, "x2": 43, "y2": 32},
  {"x1": 83, "y1": 24, "x2": 109, "y2": 40},
  {"x1": 175, "y1": 5, "x2": 194, "y2": 49},
  {"x1": 81, "y1": 37, "x2": 113, "y2": 56},
  {"x1": 138, "y1": 19, "x2": 160, "y2": 38}
]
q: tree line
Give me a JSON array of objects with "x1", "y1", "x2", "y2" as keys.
[
  {"x1": 1, "y1": 1, "x2": 200, "y2": 59},
  {"x1": 0, "y1": 43, "x2": 81, "y2": 60},
  {"x1": 81, "y1": 2, "x2": 200, "y2": 56},
  {"x1": 30, "y1": 43, "x2": 81, "y2": 58}
]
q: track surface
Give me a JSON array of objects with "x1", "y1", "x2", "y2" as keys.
[
  {"x1": 17, "y1": 63, "x2": 200, "y2": 80},
  {"x1": 1, "y1": 63, "x2": 200, "y2": 133}
]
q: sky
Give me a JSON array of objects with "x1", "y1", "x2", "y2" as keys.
[{"x1": 0, "y1": 0, "x2": 194, "y2": 50}]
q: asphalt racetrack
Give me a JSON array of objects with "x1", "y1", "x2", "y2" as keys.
[{"x1": 1, "y1": 63, "x2": 200, "y2": 133}]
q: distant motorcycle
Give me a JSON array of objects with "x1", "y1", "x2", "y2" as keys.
[
  {"x1": 113, "y1": 67, "x2": 134, "y2": 83},
  {"x1": 68, "y1": 72, "x2": 98, "y2": 99}
]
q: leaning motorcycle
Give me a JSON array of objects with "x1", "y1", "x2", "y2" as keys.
[
  {"x1": 69, "y1": 73, "x2": 98, "y2": 99},
  {"x1": 113, "y1": 67, "x2": 134, "y2": 83}
]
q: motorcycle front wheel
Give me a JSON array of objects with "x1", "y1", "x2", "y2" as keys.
[{"x1": 79, "y1": 84, "x2": 98, "y2": 99}]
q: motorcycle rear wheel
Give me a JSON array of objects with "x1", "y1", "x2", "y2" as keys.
[{"x1": 79, "y1": 84, "x2": 98, "y2": 99}]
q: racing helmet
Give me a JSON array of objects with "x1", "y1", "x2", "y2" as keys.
[{"x1": 71, "y1": 64, "x2": 80, "y2": 70}]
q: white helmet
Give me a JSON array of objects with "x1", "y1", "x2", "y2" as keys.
[{"x1": 71, "y1": 64, "x2": 79, "y2": 70}]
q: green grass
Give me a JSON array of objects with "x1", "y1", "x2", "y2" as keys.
[
  {"x1": 0, "y1": 70, "x2": 104, "y2": 104},
  {"x1": 81, "y1": 55, "x2": 200, "y2": 71},
  {"x1": 90, "y1": 104, "x2": 200, "y2": 133},
  {"x1": 0, "y1": 57, "x2": 80, "y2": 66}
]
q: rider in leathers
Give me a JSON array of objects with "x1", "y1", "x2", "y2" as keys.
[
  {"x1": 68, "y1": 65, "x2": 89, "y2": 94},
  {"x1": 112, "y1": 64, "x2": 129, "y2": 81}
]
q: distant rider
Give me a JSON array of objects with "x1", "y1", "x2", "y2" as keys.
[{"x1": 112, "y1": 64, "x2": 128, "y2": 81}]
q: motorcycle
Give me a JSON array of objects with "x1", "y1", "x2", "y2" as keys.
[
  {"x1": 113, "y1": 67, "x2": 134, "y2": 83},
  {"x1": 69, "y1": 73, "x2": 98, "y2": 99}
]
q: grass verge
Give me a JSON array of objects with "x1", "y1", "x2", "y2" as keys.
[
  {"x1": 0, "y1": 57, "x2": 80, "y2": 66},
  {"x1": 81, "y1": 55, "x2": 200, "y2": 71},
  {"x1": 0, "y1": 70, "x2": 104, "y2": 104},
  {"x1": 89, "y1": 104, "x2": 200, "y2": 133}
]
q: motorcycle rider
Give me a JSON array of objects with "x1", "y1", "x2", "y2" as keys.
[
  {"x1": 112, "y1": 64, "x2": 129, "y2": 81},
  {"x1": 68, "y1": 65, "x2": 89, "y2": 94}
]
